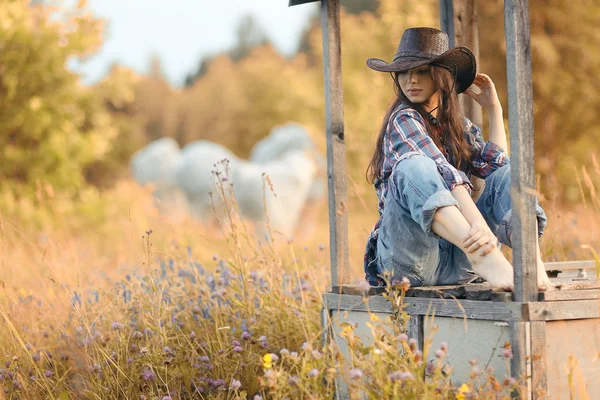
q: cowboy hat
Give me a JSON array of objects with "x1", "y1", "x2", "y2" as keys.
[{"x1": 366, "y1": 27, "x2": 476, "y2": 93}]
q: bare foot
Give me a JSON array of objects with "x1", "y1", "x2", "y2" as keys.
[
  {"x1": 468, "y1": 248, "x2": 514, "y2": 291},
  {"x1": 537, "y1": 257, "x2": 554, "y2": 291}
]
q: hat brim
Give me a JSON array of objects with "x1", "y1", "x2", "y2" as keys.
[{"x1": 366, "y1": 47, "x2": 476, "y2": 94}]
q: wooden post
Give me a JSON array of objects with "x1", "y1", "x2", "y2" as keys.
[
  {"x1": 504, "y1": 0, "x2": 538, "y2": 303},
  {"x1": 439, "y1": 0, "x2": 455, "y2": 47},
  {"x1": 321, "y1": 0, "x2": 349, "y2": 288},
  {"x1": 451, "y1": 0, "x2": 483, "y2": 127},
  {"x1": 440, "y1": 0, "x2": 485, "y2": 197}
]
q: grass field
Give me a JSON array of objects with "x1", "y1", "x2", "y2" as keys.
[{"x1": 0, "y1": 175, "x2": 599, "y2": 399}]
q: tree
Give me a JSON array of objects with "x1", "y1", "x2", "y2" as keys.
[
  {"x1": 477, "y1": 0, "x2": 600, "y2": 203},
  {"x1": 0, "y1": 0, "x2": 122, "y2": 198}
]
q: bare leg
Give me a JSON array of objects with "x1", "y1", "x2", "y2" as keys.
[{"x1": 432, "y1": 205, "x2": 514, "y2": 290}]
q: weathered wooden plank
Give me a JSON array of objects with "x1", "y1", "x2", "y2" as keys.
[
  {"x1": 321, "y1": 0, "x2": 349, "y2": 288},
  {"x1": 525, "y1": 299, "x2": 600, "y2": 321},
  {"x1": 465, "y1": 283, "x2": 493, "y2": 300},
  {"x1": 545, "y1": 319, "x2": 600, "y2": 398},
  {"x1": 545, "y1": 260, "x2": 598, "y2": 271},
  {"x1": 407, "y1": 315, "x2": 424, "y2": 345},
  {"x1": 539, "y1": 289, "x2": 600, "y2": 302},
  {"x1": 439, "y1": 0, "x2": 455, "y2": 47},
  {"x1": 509, "y1": 321, "x2": 531, "y2": 395},
  {"x1": 552, "y1": 278, "x2": 600, "y2": 289},
  {"x1": 530, "y1": 321, "x2": 547, "y2": 399},
  {"x1": 504, "y1": 0, "x2": 538, "y2": 303},
  {"x1": 324, "y1": 293, "x2": 523, "y2": 321}
]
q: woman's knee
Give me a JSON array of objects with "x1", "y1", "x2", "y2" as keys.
[{"x1": 392, "y1": 153, "x2": 438, "y2": 182}]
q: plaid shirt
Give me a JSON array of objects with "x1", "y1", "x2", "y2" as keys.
[{"x1": 364, "y1": 105, "x2": 509, "y2": 285}]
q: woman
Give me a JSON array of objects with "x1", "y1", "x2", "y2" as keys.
[{"x1": 363, "y1": 27, "x2": 552, "y2": 291}]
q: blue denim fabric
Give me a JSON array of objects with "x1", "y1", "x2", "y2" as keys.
[{"x1": 372, "y1": 155, "x2": 547, "y2": 287}]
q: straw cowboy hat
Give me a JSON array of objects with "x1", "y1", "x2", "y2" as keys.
[{"x1": 366, "y1": 27, "x2": 476, "y2": 94}]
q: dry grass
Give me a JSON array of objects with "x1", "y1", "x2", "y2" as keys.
[{"x1": 0, "y1": 173, "x2": 598, "y2": 399}]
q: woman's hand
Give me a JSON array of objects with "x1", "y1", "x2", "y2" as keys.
[
  {"x1": 463, "y1": 73, "x2": 501, "y2": 111},
  {"x1": 463, "y1": 220, "x2": 497, "y2": 257}
]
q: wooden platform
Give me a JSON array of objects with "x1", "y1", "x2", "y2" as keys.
[
  {"x1": 324, "y1": 271, "x2": 600, "y2": 399},
  {"x1": 332, "y1": 277, "x2": 600, "y2": 303}
]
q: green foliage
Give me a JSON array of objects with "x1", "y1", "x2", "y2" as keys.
[
  {"x1": 478, "y1": 0, "x2": 600, "y2": 202},
  {"x1": 0, "y1": 0, "x2": 122, "y2": 198}
]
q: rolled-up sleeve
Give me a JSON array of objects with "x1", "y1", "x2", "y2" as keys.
[
  {"x1": 465, "y1": 118, "x2": 509, "y2": 178},
  {"x1": 388, "y1": 109, "x2": 472, "y2": 191}
]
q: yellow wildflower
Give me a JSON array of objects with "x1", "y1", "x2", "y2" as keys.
[
  {"x1": 263, "y1": 353, "x2": 273, "y2": 369},
  {"x1": 456, "y1": 383, "x2": 470, "y2": 400},
  {"x1": 370, "y1": 313, "x2": 379, "y2": 322}
]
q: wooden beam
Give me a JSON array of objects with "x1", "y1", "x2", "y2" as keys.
[
  {"x1": 525, "y1": 299, "x2": 600, "y2": 321},
  {"x1": 448, "y1": 0, "x2": 483, "y2": 127},
  {"x1": 504, "y1": 0, "x2": 538, "y2": 303},
  {"x1": 320, "y1": 0, "x2": 349, "y2": 288},
  {"x1": 440, "y1": 0, "x2": 486, "y2": 199},
  {"x1": 510, "y1": 321, "x2": 532, "y2": 395},
  {"x1": 545, "y1": 260, "x2": 598, "y2": 271},
  {"x1": 439, "y1": 0, "x2": 455, "y2": 47},
  {"x1": 530, "y1": 321, "x2": 547, "y2": 399},
  {"x1": 323, "y1": 293, "x2": 523, "y2": 321},
  {"x1": 539, "y1": 289, "x2": 600, "y2": 302}
]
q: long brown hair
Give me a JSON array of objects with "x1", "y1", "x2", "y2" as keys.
[{"x1": 366, "y1": 65, "x2": 473, "y2": 184}]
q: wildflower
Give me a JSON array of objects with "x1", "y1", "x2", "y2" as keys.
[
  {"x1": 456, "y1": 383, "x2": 470, "y2": 400},
  {"x1": 127, "y1": 358, "x2": 134, "y2": 364},
  {"x1": 232, "y1": 340, "x2": 240, "y2": 347},
  {"x1": 311, "y1": 349, "x2": 322, "y2": 359},
  {"x1": 402, "y1": 371, "x2": 414, "y2": 380},
  {"x1": 142, "y1": 369, "x2": 156, "y2": 382},
  {"x1": 426, "y1": 362, "x2": 435, "y2": 375},
  {"x1": 230, "y1": 379, "x2": 241, "y2": 390},
  {"x1": 163, "y1": 346, "x2": 174, "y2": 356},
  {"x1": 241, "y1": 332, "x2": 251, "y2": 340},
  {"x1": 189, "y1": 331, "x2": 196, "y2": 339},
  {"x1": 440, "y1": 342, "x2": 448, "y2": 352},
  {"x1": 301, "y1": 342, "x2": 310, "y2": 351},
  {"x1": 25, "y1": 344, "x2": 32, "y2": 351},
  {"x1": 280, "y1": 348, "x2": 290, "y2": 356},
  {"x1": 234, "y1": 346, "x2": 243, "y2": 353},
  {"x1": 350, "y1": 368, "x2": 363, "y2": 380},
  {"x1": 140, "y1": 347, "x2": 149, "y2": 355},
  {"x1": 270, "y1": 353, "x2": 279, "y2": 362},
  {"x1": 388, "y1": 371, "x2": 403, "y2": 382},
  {"x1": 369, "y1": 313, "x2": 380, "y2": 322},
  {"x1": 254, "y1": 396, "x2": 263, "y2": 400},
  {"x1": 44, "y1": 370, "x2": 54, "y2": 378},
  {"x1": 408, "y1": 338, "x2": 418, "y2": 350},
  {"x1": 111, "y1": 322, "x2": 125, "y2": 331},
  {"x1": 211, "y1": 379, "x2": 225, "y2": 388},
  {"x1": 435, "y1": 349, "x2": 446, "y2": 358},
  {"x1": 132, "y1": 331, "x2": 143, "y2": 339},
  {"x1": 503, "y1": 348, "x2": 513, "y2": 359},
  {"x1": 32, "y1": 353, "x2": 40, "y2": 362},
  {"x1": 373, "y1": 348, "x2": 382, "y2": 356},
  {"x1": 290, "y1": 352, "x2": 299, "y2": 359},
  {"x1": 398, "y1": 333, "x2": 408, "y2": 342},
  {"x1": 288, "y1": 376, "x2": 299, "y2": 386},
  {"x1": 308, "y1": 368, "x2": 319, "y2": 378},
  {"x1": 162, "y1": 397, "x2": 172, "y2": 400},
  {"x1": 413, "y1": 350, "x2": 423, "y2": 363},
  {"x1": 262, "y1": 354, "x2": 272, "y2": 369},
  {"x1": 504, "y1": 377, "x2": 517, "y2": 386},
  {"x1": 199, "y1": 355, "x2": 210, "y2": 363},
  {"x1": 259, "y1": 336, "x2": 268, "y2": 348}
]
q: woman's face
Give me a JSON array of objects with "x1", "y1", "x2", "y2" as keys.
[{"x1": 397, "y1": 66, "x2": 438, "y2": 111}]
